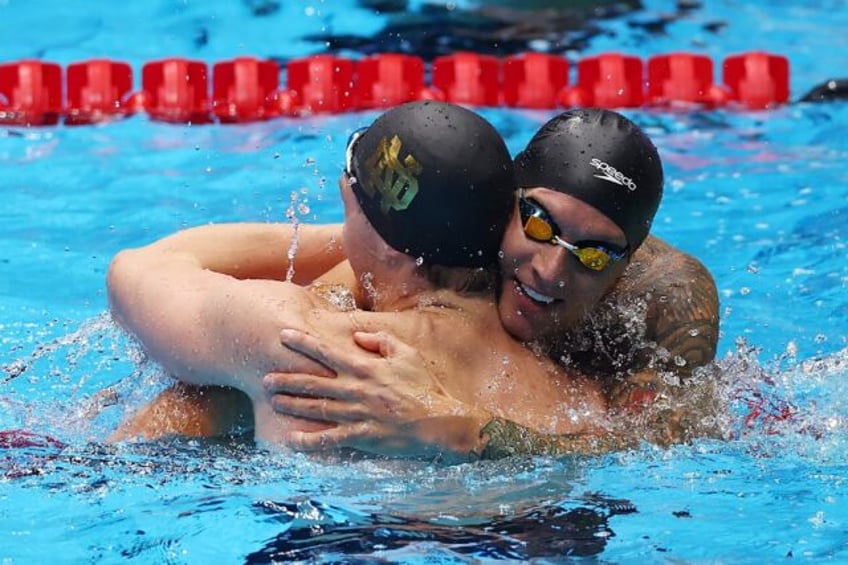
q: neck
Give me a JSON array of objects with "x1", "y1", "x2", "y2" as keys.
[{"x1": 356, "y1": 260, "x2": 497, "y2": 312}]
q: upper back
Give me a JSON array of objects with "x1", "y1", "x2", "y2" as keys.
[{"x1": 337, "y1": 293, "x2": 608, "y2": 435}]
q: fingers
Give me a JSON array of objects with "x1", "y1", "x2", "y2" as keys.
[
  {"x1": 353, "y1": 330, "x2": 420, "y2": 361},
  {"x1": 262, "y1": 372, "x2": 351, "y2": 399},
  {"x1": 280, "y1": 328, "x2": 357, "y2": 373},
  {"x1": 270, "y1": 395, "x2": 367, "y2": 423},
  {"x1": 350, "y1": 331, "x2": 383, "y2": 354},
  {"x1": 353, "y1": 330, "x2": 397, "y2": 358}
]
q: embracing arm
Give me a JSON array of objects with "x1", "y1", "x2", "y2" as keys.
[
  {"x1": 120, "y1": 222, "x2": 346, "y2": 283},
  {"x1": 107, "y1": 222, "x2": 344, "y2": 386},
  {"x1": 264, "y1": 329, "x2": 633, "y2": 463},
  {"x1": 106, "y1": 224, "x2": 341, "y2": 441},
  {"x1": 602, "y1": 237, "x2": 722, "y2": 444},
  {"x1": 109, "y1": 383, "x2": 252, "y2": 441},
  {"x1": 631, "y1": 236, "x2": 720, "y2": 377}
]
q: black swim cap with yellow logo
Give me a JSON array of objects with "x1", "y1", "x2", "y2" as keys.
[
  {"x1": 347, "y1": 101, "x2": 515, "y2": 267},
  {"x1": 515, "y1": 108, "x2": 663, "y2": 250}
]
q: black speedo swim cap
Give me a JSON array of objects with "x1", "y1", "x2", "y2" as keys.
[
  {"x1": 348, "y1": 100, "x2": 515, "y2": 267},
  {"x1": 514, "y1": 108, "x2": 663, "y2": 250}
]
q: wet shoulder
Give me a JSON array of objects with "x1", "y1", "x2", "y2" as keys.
[{"x1": 559, "y1": 235, "x2": 719, "y2": 379}]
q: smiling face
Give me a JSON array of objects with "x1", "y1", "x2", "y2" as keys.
[{"x1": 497, "y1": 187, "x2": 630, "y2": 345}]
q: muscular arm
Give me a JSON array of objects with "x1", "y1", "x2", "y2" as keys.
[
  {"x1": 637, "y1": 237, "x2": 720, "y2": 377},
  {"x1": 591, "y1": 236, "x2": 722, "y2": 443},
  {"x1": 265, "y1": 329, "x2": 631, "y2": 462},
  {"x1": 106, "y1": 222, "x2": 345, "y2": 441},
  {"x1": 109, "y1": 383, "x2": 252, "y2": 441},
  {"x1": 122, "y1": 222, "x2": 346, "y2": 283}
]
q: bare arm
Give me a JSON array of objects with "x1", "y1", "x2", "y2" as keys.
[
  {"x1": 264, "y1": 330, "x2": 631, "y2": 463},
  {"x1": 106, "y1": 223, "x2": 344, "y2": 440},
  {"x1": 109, "y1": 383, "x2": 252, "y2": 442},
  {"x1": 607, "y1": 237, "x2": 722, "y2": 443},
  {"x1": 107, "y1": 222, "x2": 346, "y2": 385},
  {"x1": 614, "y1": 235, "x2": 720, "y2": 378},
  {"x1": 134, "y1": 222, "x2": 346, "y2": 283},
  {"x1": 639, "y1": 239, "x2": 720, "y2": 377}
]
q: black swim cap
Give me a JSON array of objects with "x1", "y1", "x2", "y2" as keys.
[
  {"x1": 348, "y1": 101, "x2": 515, "y2": 267},
  {"x1": 515, "y1": 108, "x2": 663, "y2": 250}
]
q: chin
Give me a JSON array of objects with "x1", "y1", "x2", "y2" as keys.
[{"x1": 498, "y1": 303, "x2": 535, "y2": 343}]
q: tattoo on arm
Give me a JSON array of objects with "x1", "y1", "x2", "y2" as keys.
[
  {"x1": 472, "y1": 418, "x2": 635, "y2": 460},
  {"x1": 650, "y1": 255, "x2": 720, "y2": 375}
]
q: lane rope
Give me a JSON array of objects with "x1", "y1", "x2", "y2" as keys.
[{"x1": 0, "y1": 51, "x2": 806, "y2": 126}]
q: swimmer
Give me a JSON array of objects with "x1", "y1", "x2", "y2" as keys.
[
  {"x1": 109, "y1": 101, "x2": 611, "y2": 459},
  {"x1": 109, "y1": 107, "x2": 720, "y2": 457},
  {"x1": 266, "y1": 108, "x2": 721, "y2": 451}
]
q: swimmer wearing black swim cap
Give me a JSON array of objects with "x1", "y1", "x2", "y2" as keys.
[
  {"x1": 346, "y1": 100, "x2": 515, "y2": 268},
  {"x1": 515, "y1": 108, "x2": 663, "y2": 251}
]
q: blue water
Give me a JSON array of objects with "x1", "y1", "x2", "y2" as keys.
[{"x1": 2, "y1": 0, "x2": 848, "y2": 562}]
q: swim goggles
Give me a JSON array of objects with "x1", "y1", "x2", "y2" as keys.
[
  {"x1": 518, "y1": 189, "x2": 628, "y2": 272},
  {"x1": 344, "y1": 126, "x2": 368, "y2": 182}
]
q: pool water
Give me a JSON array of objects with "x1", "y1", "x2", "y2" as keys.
[{"x1": 2, "y1": 0, "x2": 847, "y2": 562}]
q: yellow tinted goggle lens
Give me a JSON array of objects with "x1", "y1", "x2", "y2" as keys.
[
  {"x1": 571, "y1": 247, "x2": 611, "y2": 271},
  {"x1": 523, "y1": 215, "x2": 554, "y2": 241}
]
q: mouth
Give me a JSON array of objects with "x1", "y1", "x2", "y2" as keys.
[{"x1": 515, "y1": 280, "x2": 558, "y2": 306}]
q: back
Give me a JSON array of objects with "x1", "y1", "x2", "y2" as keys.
[{"x1": 336, "y1": 291, "x2": 609, "y2": 436}]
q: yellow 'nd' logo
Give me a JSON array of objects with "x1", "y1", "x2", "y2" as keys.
[{"x1": 361, "y1": 135, "x2": 423, "y2": 213}]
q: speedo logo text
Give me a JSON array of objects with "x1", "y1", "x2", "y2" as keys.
[{"x1": 590, "y1": 158, "x2": 637, "y2": 191}]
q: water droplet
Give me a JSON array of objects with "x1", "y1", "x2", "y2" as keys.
[
  {"x1": 688, "y1": 329, "x2": 700, "y2": 337},
  {"x1": 740, "y1": 287, "x2": 751, "y2": 295}
]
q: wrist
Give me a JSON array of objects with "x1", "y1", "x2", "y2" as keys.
[{"x1": 419, "y1": 408, "x2": 492, "y2": 464}]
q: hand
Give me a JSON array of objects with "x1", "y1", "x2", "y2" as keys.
[{"x1": 263, "y1": 329, "x2": 491, "y2": 462}]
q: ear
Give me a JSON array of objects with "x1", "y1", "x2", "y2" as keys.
[{"x1": 339, "y1": 174, "x2": 358, "y2": 221}]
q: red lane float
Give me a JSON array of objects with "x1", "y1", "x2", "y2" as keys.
[
  {"x1": 503, "y1": 53, "x2": 569, "y2": 109},
  {"x1": 354, "y1": 53, "x2": 432, "y2": 109},
  {"x1": 723, "y1": 51, "x2": 790, "y2": 110},
  {"x1": 0, "y1": 60, "x2": 63, "y2": 126},
  {"x1": 65, "y1": 59, "x2": 136, "y2": 125},
  {"x1": 564, "y1": 52, "x2": 644, "y2": 108},
  {"x1": 648, "y1": 53, "x2": 728, "y2": 107},
  {"x1": 141, "y1": 58, "x2": 212, "y2": 124},
  {"x1": 432, "y1": 52, "x2": 500, "y2": 107},
  {"x1": 0, "y1": 51, "x2": 791, "y2": 126},
  {"x1": 213, "y1": 57, "x2": 281, "y2": 122}
]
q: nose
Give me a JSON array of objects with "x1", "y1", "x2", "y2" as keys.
[{"x1": 530, "y1": 244, "x2": 571, "y2": 290}]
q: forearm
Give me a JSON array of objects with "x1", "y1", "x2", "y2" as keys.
[
  {"x1": 473, "y1": 417, "x2": 634, "y2": 460},
  {"x1": 411, "y1": 410, "x2": 628, "y2": 463},
  {"x1": 141, "y1": 222, "x2": 345, "y2": 284},
  {"x1": 109, "y1": 384, "x2": 252, "y2": 442},
  {"x1": 608, "y1": 368, "x2": 726, "y2": 446}
]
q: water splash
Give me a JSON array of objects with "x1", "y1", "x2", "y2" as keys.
[
  {"x1": 714, "y1": 340, "x2": 848, "y2": 463},
  {"x1": 1, "y1": 313, "x2": 167, "y2": 443}
]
